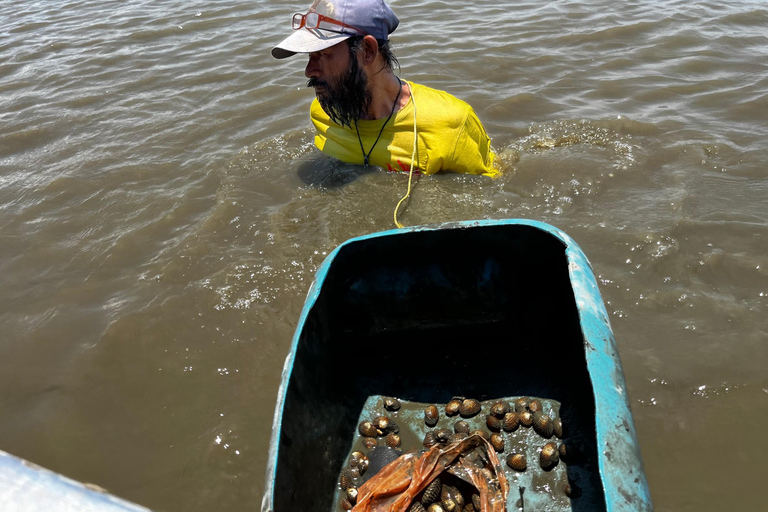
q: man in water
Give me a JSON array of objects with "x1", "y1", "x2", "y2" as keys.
[{"x1": 272, "y1": 0, "x2": 498, "y2": 177}]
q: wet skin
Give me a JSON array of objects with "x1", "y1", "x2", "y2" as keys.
[{"x1": 305, "y1": 41, "x2": 353, "y2": 98}]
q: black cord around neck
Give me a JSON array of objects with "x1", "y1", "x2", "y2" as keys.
[{"x1": 354, "y1": 83, "x2": 402, "y2": 166}]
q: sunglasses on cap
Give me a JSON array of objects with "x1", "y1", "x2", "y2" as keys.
[{"x1": 292, "y1": 11, "x2": 368, "y2": 36}]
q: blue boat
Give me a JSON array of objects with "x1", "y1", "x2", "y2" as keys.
[{"x1": 262, "y1": 219, "x2": 652, "y2": 512}]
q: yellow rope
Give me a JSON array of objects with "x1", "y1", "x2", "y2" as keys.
[{"x1": 394, "y1": 81, "x2": 417, "y2": 229}]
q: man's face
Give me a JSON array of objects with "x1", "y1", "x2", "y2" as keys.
[{"x1": 305, "y1": 41, "x2": 371, "y2": 127}]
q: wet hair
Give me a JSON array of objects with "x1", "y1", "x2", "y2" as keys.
[{"x1": 347, "y1": 36, "x2": 400, "y2": 73}]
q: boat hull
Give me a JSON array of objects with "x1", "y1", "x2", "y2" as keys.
[{"x1": 262, "y1": 219, "x2": 652, "y2": 512}]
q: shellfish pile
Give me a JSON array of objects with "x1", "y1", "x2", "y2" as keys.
[
  {"x1": 338, "y1": 451, "x2": 369, "y2": 510},
  {"x1": 338, "y1": 450, "x2": 482, "y2": 512},
  {"x1": 337, "y1": 396, "x2": 583, "y2": 510},
  {"x1": 405, "y1": 472, "x2": 481, "y2": 512}
]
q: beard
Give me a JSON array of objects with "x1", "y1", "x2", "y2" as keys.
[{"x1": 307, "y1": 53, "x2": 371, "y2": 128}]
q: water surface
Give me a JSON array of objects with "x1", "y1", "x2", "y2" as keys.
[{"x1": 1, "y1": 0, "x2": 767, "y2": 510}]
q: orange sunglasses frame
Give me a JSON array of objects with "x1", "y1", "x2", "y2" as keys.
[{"x1": 292, "y1": 12, "x2": 368, "y2": 35}]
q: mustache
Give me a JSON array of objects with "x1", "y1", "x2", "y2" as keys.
[{"x1": 307, "y1": 78, "x2": 327, "y2": 89}]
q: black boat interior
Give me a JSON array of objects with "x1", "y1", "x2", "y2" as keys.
[{"x1": 272, "y1": 224, "x2": 606, "y2": 511}]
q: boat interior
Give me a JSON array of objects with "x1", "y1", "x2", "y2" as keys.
[{"x1": 271, "y1": 223, "x2": 607, "y2": 511}]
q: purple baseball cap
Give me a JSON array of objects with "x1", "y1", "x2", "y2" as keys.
[{"x1": 272, "y1": 0, "x2": 399, "y2": 59}]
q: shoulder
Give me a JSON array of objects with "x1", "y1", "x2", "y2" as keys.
[
  {"x1": 408, "y1": 82, "x2": 473, "y2": 113},
  {"x1": 407, "y1": 81, "x2": 475, "y2": 127}
]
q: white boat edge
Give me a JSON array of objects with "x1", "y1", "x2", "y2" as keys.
[{"x1": 0, "y1": 449, "x2": 152, "y2": 512}]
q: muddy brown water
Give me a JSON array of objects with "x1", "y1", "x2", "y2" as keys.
[{"x1": 1, "y1": 0, "x2": 767, "y2": 511}]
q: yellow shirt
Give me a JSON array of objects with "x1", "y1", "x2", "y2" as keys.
[{"x1": 310, "y1": 81, "x2": 499, "y2": 177}]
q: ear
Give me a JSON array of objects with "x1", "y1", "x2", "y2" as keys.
[{"x1": 361, "y1": 35, "x2": 379, "y2": 65}]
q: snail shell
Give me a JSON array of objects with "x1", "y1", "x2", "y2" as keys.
[
  {"x1": 372, "y1": 416, "x2": 387, "y2": 433},
  {"x1": 539, "y1": 442, "x2": 560, "y2": 470},
  {"x1": 454, "y1": 420, "x2": 471, "y2": 434},
  {"x1": 470, "y1": 429, "x2": 489, "y2": 440},
  {"x1": 472, "y1": 494, "x2": 481, "y2": 510},
  {"x1": 340, "y1": 497, "x2": 354, "y2": 510},
  {"x1": 502, "y1": 412, "x2": 520, "y2": 432},
  {"x1": 532, "y1": 412, "x2": 554, "y2": 439},
  {"x1": 506, "y1": 453, "x2": 527, "y2": 472},
  {"x1": 463, "y1": 505, "x2": 476, "y2": 512},
  {"x1": 490, "y1": 400, "x2": 510, "y2": 418},
  {"x1": 434, "y1": 428, "x2": 453, "y2": 444},
  {"x1": 385, "y1": 432, "x2": 402, "y2": 448},
  {"x1": 425, "y1": 405, "x2": 439, "y2": 427},
  {"x1": 408, "y1": 502, "x2": 427, "y2": 512},
  {"x1": 427, "y1": 504, "x2": 446, "y2": 512},
  {"x1": 485, "y1": 414, "x2": 502, "y2": 432},
  {"x1": 519, "y1": 411, "x2": 533, "y2": 428},
  {"x1": 374, "y1": 416, "x2": 399, "y2": 434},
  {"x1": 383, "y1": 397, "x2": 401, "y2": 411},
  {"x1": 358, "y1": 421, "x2": 379, "y2": 438},
  {"x1": 489, "y1": 432, "x2": 505, "y2": 452},
  {"x1": 528, "y1": 399, "x2": 543, "y2": 413},
  {"x1": 339, "y1": 468, "x2": 356, "y2": 490},
  {"x1": 445, "y1": 399, "x2": 462, "y2": 417},
  {"x1": 349, "y1": 451, "x2": 366, "y2": 466},
  {"x1": 423, "y1": 431, "x2": 438, "y2": 448},
  {"x1": 459, "y1": 399, "x2": 481, "y2": 418},
  {"x1": 363, "y1": 437, "x2": 378, "y2": 449},
  {"x1": 384, "y1": 416, "x2": 400, "y2": 434},
  {"x1": 440, "y1": 484, "x2": 465, "y2": 512},
  {"x1": 514, "y1": 397, "x2": 530, "y2": 413},
  {"x1": 349, "y1": 452, "x2": 369, "y2": 474},
  {"x1": 553, "y1": 417, "x2": 565, "y2": 439},
  {"x1": 421, "y1": 478, "x2": 442, "y2": 506},
  {"x1": 346, "y1": 487, "x2": 358, "y2": 505}
]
